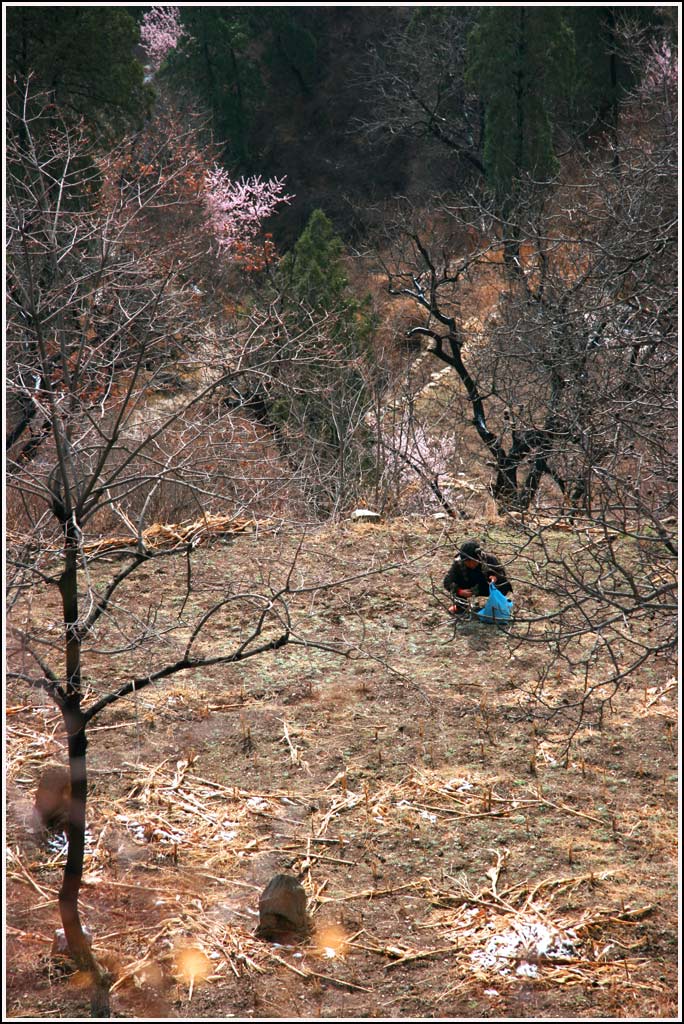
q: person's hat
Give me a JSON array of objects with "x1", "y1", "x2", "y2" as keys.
[{"x1": 458, "y1": 540, "x2": 482, "y2": 560}]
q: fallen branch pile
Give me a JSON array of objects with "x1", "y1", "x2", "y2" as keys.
[{"x1": 83, "y1": 514, "x2": 261, "y2": 557}]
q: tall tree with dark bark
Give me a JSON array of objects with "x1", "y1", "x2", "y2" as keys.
[
  {"x1": 5, "y1": 83, "x2": 304, "y2": 1016},
  {"x1": 374, "y1": 32, "x2": 677, "y2": 727}
]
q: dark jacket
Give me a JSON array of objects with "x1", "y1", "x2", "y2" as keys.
[{"x1": 443, "y1": 551, "x2": 512, "y2": 598}]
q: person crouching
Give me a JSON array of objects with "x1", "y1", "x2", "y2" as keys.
[{"x1": 443, "y1": 539, "x2": 512, "y2": 615}]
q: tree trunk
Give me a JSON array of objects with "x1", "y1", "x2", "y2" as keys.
[
  {"x1": 416, "y1": 329, "x2": 564, "y2": 513},
  {"x1": 58, "y1": 707, "x2": 110, "y2": 1015},
  {"x1": 57, "y1": 520, "x2": 111, "y2": 1015}
]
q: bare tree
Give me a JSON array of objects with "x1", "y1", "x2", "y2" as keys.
[
  {"x1": 226, "y1": 300, "x2": 386, "y2": 519},
  {"x1": 4, "y1": 84, "x2": 377, "y2": 1014},
  {"x1": 370, "y1": 38, "x2": 677, "y2": 725},
  {"x1": 506, "y1": 33, "x2": 678, "y2": 736},
  {"x1": 352, "y1": 6, "x2": 484, "y2": 190}
]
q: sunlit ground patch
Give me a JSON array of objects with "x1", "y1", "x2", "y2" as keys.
[
  {"x1": 173, "y1": 946, "x2": 212, "y2": 997},
  {"x1": 314, "y1": 924, "x2": 349, "y2": 960}
]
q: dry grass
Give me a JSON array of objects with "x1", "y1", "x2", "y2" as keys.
[{"x1": 4, "y1": 518, "x2": 679, "y2": 1019}]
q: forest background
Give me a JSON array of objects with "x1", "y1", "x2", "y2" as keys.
[{"x1": 4, "y1": 4, "x2": 679, "y2": 1020}]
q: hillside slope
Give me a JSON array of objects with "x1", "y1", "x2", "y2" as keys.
[{"x1": 6, "y1": 517, "x2": 678, "y2": 1019}]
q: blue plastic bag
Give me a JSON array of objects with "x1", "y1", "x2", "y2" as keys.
[{"x1": 477, "y1": 582, "x2": 513, "y2": 624}]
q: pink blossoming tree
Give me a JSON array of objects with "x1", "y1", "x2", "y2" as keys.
[
  {"x1": 140, "y1": 5, "x2": 186, "y2": 73},
  {"x1": 203, "y1": 168, "x2": 293, "y2": 256},
  {"x1": 139, "y1": 8, "x2": 291, "y2": 258},
  {"x1": 642, "y1": 39, "x2": 678, "y2": 96}
]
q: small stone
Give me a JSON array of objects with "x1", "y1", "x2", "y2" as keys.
[
  {"x1": 256, "y1": 874, "x2": 311, "y2": 941},
  {"x1": 350, "y1": 509, "x2": 381, "y2": 523},
  {"x1": 33, "y1": 765, "x2": 71, "y2": 837},
  {"x1": 51, "y1": 926, "x2": 93, "y2": 958}
]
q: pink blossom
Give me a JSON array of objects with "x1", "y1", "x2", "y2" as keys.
[
  {"x1": 203, "y1": 166, "x2": 293, "y2": 254},
  {"x1": 642, "y1": 39, "x2": 678, "y2": 95},
  {"x1": 371, "y1": 409, "x2": 458, "y2": 514},
  {"x1": 140, "y1": 6, "x2": 186, "y2": 73}
]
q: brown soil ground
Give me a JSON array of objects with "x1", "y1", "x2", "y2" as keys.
[{"x1": 5, "y1": 517, "x2": 679, "y2": 1020}]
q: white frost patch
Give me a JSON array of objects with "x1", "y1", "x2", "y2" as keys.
[
  {"x1": 471, "y1": 918, "x2": 578, "y2": 977},
  {"x1": 516, "y1": 962, "x2": 539, "y2": 978},
  {"x1": 46, "y1": 829, "x2": 95, "y2": 858},
  {"x1": 246, "y1": 797, "x2": 270, "y2": 812},
  {"x1": 395, "y1": 799, "x2": 436, "y2": 824},
  {"x1": 445, "y1": 778, "x2": 473, "y2": 793}
]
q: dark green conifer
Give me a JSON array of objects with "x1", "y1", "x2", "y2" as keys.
[
  {"x1": 5, "y1": 7, "x2": 149, "y2": 138},
  {"x1": 466, "y1": 7, "x2": 568, "y2": 199}
]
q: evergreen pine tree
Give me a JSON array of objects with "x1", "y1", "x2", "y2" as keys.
[
  {"x1": 466, "y1": 7, "x2": 569, "y2": 200},
  {"x1": 280, "y1": 209, "x2": 348, "y2": 309},
  {"x1": 274, "y1": 210, "x2": 379, "y2": 514},
  {"x1": 6, "y1": 7, "x2": 149, "y2": 139},
  {"x1": 163, "y1": 8, "x2": 263, "y2": 165}
]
